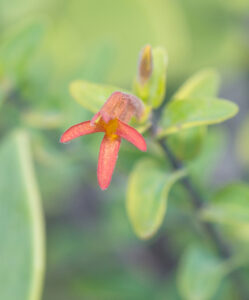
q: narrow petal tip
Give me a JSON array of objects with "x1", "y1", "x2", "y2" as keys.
[
  {"x1": 139, "y1": 140, "x2": 147, "y2": 152},
  {"x1": 98, "y1": 181, "x2": 109, "y2": 191},
  {"x1": 116, "y1": 120, "x2": 147, "y2": 152},
  {"x1": 60, "y1": 135, "x2": 69, "y2": 144}
]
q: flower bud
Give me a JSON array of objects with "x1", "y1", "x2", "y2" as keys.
[
  {"x1": 133, "y1": 45, "x2": 167, "y2": 108},
  {"x1": 138, "y1": 45, "x2": 153, "y2": 84}
]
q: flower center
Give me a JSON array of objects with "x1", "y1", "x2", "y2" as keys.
[{"x1": 98, "y1": 118, "x2": 119, "y2": 139}]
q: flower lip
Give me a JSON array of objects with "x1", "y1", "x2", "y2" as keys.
[
  {"x1": 98, "y1": 118, "x2": 119, "y2": 139},
  {"x1": 91, "y1": 91, "x2": 144, "y2": 125}
]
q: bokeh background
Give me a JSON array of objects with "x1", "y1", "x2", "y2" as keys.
[{"x1": 1, "y1": 0, "x2": 249, "y2": 299}]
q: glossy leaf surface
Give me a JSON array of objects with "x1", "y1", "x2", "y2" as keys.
[
  {"x1": 0, "y1": 131, "x2": 45, "y2": 300},
  {"x1": 159, "y1": 97, "x2": 238, "y2": 137},
  {"x1": 127, "y1": 158, "x2": 186, "y2": 239}
]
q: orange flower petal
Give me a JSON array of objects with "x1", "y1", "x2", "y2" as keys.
[
  {"x1": 60, "y1": 121, "x2": 103, "y2": 143},
  {"x1": 97, "y1": 135, "x2": 121, "y2": 190},
  {"x1": 116, "y1": 120, "x2": 147, "y2": 152}
]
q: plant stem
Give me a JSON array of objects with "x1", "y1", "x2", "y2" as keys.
[
  {"x1": 157, "y1": 137, "x2": 248, "y2": 299},
  {"x1": 158, "y1": 139, "x2": 230, "y2": 255}
]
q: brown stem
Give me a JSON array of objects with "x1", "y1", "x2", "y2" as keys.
[
  {"x1": 158, "y1": 139, "x2": 230, "y2": 254},
  {"x1": 157, "y1": 138, "x2": 248, "y2": 299}
]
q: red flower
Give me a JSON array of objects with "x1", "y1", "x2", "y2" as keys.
[{"x1": 60, "y1": 91, "x2": 147, "y2": 190}]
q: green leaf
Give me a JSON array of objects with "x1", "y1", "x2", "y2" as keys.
[
  {"x1": 173, "y1": 69, "x2": 220, "y2": 100},
  {"x1": 126, "y1": 158, "x2": 186, "y2": 239},
  {"x1": 177, "y1": 246, "x2": 226, "y2": 300},
  {"x1": 167, "y1": 126, "x2": 207, "y2": 161},
  {"x1": 70, "y1": 80, "x2": 127, "y2": 113},
  {"x1": 159, "y1": 97, "x2": 238, "y2": 137},
  {"x1": 167, "y1": 69, "x2": 220, "y2": 161},
  {"x1": 0, "y1": 21, "x2": 44, "y2": 72},
  {"x1": 200, "y1": 183, "x2": 249, "y2": 226},
  {"x1": 149, "y1": 47, "x2": 168, "y2": 108},
  {"x1": 0, "y1": 130, "x2": 45, "y2": 300}
]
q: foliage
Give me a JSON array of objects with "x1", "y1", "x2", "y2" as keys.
[
  {"x1": 0, "y1": 131, "x2": 44, "y2": 300},
  {"x1": 177, "y1": 245, "x2": 226, "y2": 300},
  {"x1": 126, "y1": 158, "x2": 186, "y2": 239},
  {"x1": 0, "y1": 1, "x2": 249, "y2": 299}
]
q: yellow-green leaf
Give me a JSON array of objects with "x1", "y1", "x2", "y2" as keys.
[
  {"x1": 159, "y1": 97, "x2": 238, "y2": 137},
  {"x1": 0, "y1": 130, "x2": 45, "y2": 300},
  {"x1": 173, "y1": 69, "x2": 220, "y2": 100},
  {"x1": 70, "y1": 80, "x2": 127, "y2": 113},
  {"x1": 167, "y1": 69, "x2": 220, "y2": 160},
  {"x1": 126, "y1": 158, "x2": 186, "y2": 239}
]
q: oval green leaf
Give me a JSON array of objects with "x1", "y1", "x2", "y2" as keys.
[
  {"x1": 167, "y1": 69, "x2": 220, "y2": 160},
  {"x1": 200, "y1": 183, "x2": 249, "y2": 226},
  {"x1": 159, "y1": 97, "x2": 238, "y2": 137},
  {"x1": 173, "y1": 69, "x2": 220, "y2": 100},
  {"x1": 177, "y1": 246, "x2": 226, "y2": 300},
  {"x1": 70, "y1": 80, "x2": 127, "y2": 113},
  {"x1": 126, "y1": 158, "x2": 186, "y2": 239},
  {"x1": 0, "y1": 130, "x2": 45, "y2": 300}
]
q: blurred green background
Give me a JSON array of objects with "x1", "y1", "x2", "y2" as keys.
[{"x1": 0, "y1": 0, "x2": 249, "y2": 299}]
